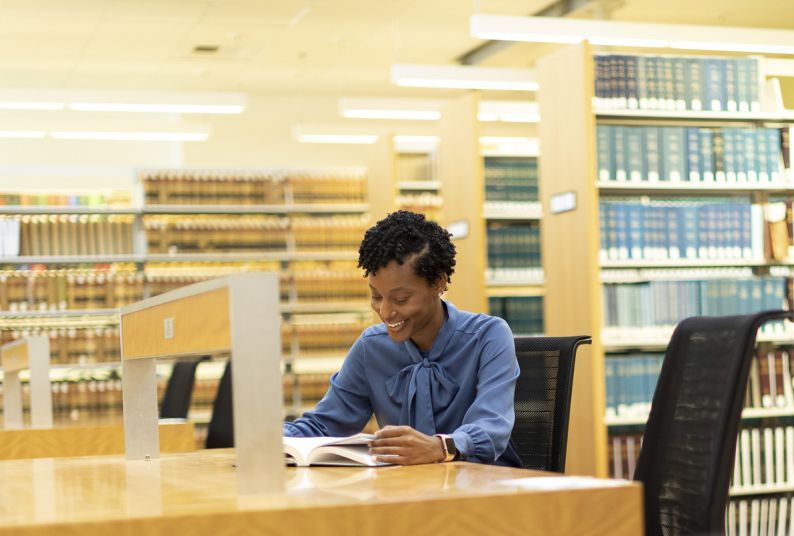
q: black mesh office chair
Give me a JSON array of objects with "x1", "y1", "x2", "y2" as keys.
[
  {"x1": 634, "y1": 310, "x2": 792, "y2": 536},
  {"x1": 511, "y1": 335, "x2": 591, "y2": 473},
  {"x1": 205, "y1": 359, "x2": 234, "y2": 449},
  {"x1": 159, "y1": 356, "x2": 207, "y2": 419}
]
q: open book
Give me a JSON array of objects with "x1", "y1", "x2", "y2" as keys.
[{"x1": 284, "y1": 433, "x2": 394, "y2": 467}]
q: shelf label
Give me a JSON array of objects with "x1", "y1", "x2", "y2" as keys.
[
  {"x1": 163, "y1": 317, "x2": 174, "y2": 340},
  {"x1": 549, "y1": 191, "x2": 577, "y2": 215}
]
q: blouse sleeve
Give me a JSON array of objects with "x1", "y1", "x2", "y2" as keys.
[
  {"x1": 283, "y1": 334, "x2": 373, "y2": 438},
  {"x1": 452, "y1": 318, "x2": 519, "y2": 463}
]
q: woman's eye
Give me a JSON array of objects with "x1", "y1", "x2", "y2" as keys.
[
  {"x1": 371, "y1": 296, "x2": 382, "y2": 301},
  {"x1": 394, "y1": 298, "x2": 408, "y2": 305}
]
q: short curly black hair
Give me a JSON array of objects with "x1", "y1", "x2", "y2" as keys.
[{"x1": 358, "y1": 210, "x2": 456, "y2": 288}]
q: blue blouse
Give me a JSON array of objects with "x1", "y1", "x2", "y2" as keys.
[{"x1": 283, "y1": 301, "x2": 522, "y2": 466}]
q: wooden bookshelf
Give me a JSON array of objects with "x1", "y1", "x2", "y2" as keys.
[{"x1": 537, "y1": 45, "x2": 794, "y2": 521}]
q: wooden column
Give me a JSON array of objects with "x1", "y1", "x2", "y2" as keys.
[
  {"x1": 537, "y1": 43, "x2": 607, "y2": 477},
  {"x1": 439, "y1": 92, "x2": 487, "y2": 313}
]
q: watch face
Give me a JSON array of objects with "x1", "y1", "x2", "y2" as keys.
[{"x1": 443, "y1": 436, "x2": 456, "y2": 455}]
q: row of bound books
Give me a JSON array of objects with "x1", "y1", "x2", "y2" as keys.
[
  {"x1": 596, "y1": 125, "x2": 788, "y2": 184},
  {"x1": 487, "y1": 222, "x2": 541, "y2": 268},
  {"x1": 2, "y1": 327, "x2": 121, "y2": 365},
  {"x1": 726, "y1": 497, "x2": 793, "y2": 536},
  {"x1": 606, "y1": 347, "x2": 794, "y2": 420},
  {"x1": 594, "y1": 54, "x2": 761, "y2": 112},
  {"x1": 603, "y1": 277, "x2": 788, "y2": 328},
  {"x1": 599, "y1": 197, "x2": 763, "y2": 261},
  {"x1": 141, "y1": 170, "x2": 367, "y2": 205},
  {"x1": 488, "y1": 296, "x2": 544, "y2": 336},
  {"x1": 484, "y1": 157, "x2": 539, "y2": 203},
  {"x1": 10, "y1": 214, "x2": 135, "y2": 257}
]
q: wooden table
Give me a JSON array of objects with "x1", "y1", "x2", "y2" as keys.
[{"x1": 0, "y1": 449, "x2": 642, "y2": 535}]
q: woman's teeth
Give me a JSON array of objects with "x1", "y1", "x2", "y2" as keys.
[{"x1": 387, "y1": 320, "x2": 406, "y2": 328}]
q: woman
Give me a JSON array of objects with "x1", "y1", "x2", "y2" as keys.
[{"x1": 283, "y1": 210, "x2": 521, "y2": 466}]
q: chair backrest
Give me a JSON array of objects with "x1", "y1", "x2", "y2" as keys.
[
  {"x1": 634, "y1": 310, "x2": 792, "y2": 536},
  {"x1": 159, "y1": 356, "x2": 207, "y2": 419},
  {"x1": 511, "y1": 335, "x2": 591, "y2": 473},
  {"x1": 205, "y1": 359, "x2": 234, "y2": 449}
]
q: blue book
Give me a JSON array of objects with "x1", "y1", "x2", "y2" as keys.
[
  {"x1": 627, "y1": 202, "x2": 644, "y2": 259},
  {"x1": 625, "y1": 55, "x2": 639, "y2": 109},
  {"x1": 735, "y1": 58, "x2": 750, "y2": 113},
  {"x1": 666, "y1": 203, "x2": 681, "y2": 259},
  {"x1": 637, "y1": 56, "x2": 649, "y2": 110},
  {"x1": 661, "y1": 127, "x2": 686, "y2": 182},
  {"x1": 625, "y1": 127, "x2": 645, "y2": 182},
  {"x1": 646, "y1": 56, "x2": 660, "y2": 110},
  {"x1": 744, "y1": 128, "x2": 758, "y2": 183},
  {"x1": 684, "y1": 58, "x2": 704, "y2": 111},
  {"x1": 703, "y1": 58, "x2": 725, "y2": 112},
  {"x1": 748, "y1": 58, "x2": 761, "y2": 112},
  {"x1": 724, "y1": 58, "x2": 738, "y2": 112},
  {"x1": 699, "y1": 128, "x2": 715, "y2": 182},
  {"x1": 686, "y1": 127, "x2": 702, "y2": 182},
  {"x1": 723, "y1": 128, "x2": 738, "y2": 182},
  {"x1": 613, "y1": 126, "x2": 628, "y2": 182},
  {"x1": 644, "y1": 126, "x2": 662, "y2": 183},
  {"x1": 672, "y1": 57, "x2": 687, "y2": 111},
  {"x1": 767, "y1": 128, "x2": 782, "y2": 183},
  {"x1": 733, "y1": 128, "x2": 747, "y2": 183},
  {"x1": 680, "y1": 202, "x2": 699, "y2": 259},
  {"x1": 596, "y1": 125, "x2": 613, "y2": 182},
  {"x1": 757, "y1": 128, "x2": 770, "y2": 182}
]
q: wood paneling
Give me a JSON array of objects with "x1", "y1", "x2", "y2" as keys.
[
  {"x1": 1, "y1": 339, "x2": 29, "y2": 372},
  {"x1": 0, "y1": 422, "x2": 194, "y2": 460},
  {"x1": 537, "y1": 43, "x2": 607, "y2": 477},
  {"x1": 121, "y1": 287, "x2": 230, "y2": 360},
  {"x1": 439, "y1": 92, "x2": 487, "y2": 313}
]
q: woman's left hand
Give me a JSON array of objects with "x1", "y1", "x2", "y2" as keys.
[{"x1": 369, "y1": 425, "x2": 446, "y2": 465}]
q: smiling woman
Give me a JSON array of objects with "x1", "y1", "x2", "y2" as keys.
[{"x1": 283, "y1": 210, "x2": 522, "y2": 467}]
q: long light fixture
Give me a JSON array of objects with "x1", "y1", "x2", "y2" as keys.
[
  {"x1": 338, "y1": 97, "x2": 539, "y2": 123},
  {"x1": 50, "y1": 131, "x2": 209, "y2": 141},
  {"x1": 0, "y1": 89, "x2": 247, "y2": 114},
  {"x1": 471, "y1": 14, "x2": 794, "y2": 55},
  {"x1": 338, "y1": 98, "x2": 445, "y2": 120},
  {"x1": 478, "y1": 101, "x2": 539, "y2": 123},
  {"x1": 391, "y1": 64, "x2": 538, "y2": 91}
]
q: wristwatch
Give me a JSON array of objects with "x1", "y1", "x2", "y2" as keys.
[{"x1": 434, "y1": 434, "x2": 458, "y2": 462}]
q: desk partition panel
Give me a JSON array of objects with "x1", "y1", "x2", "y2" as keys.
[
  {"x1": 0, "y1": 336, "x2": 53, "y2": 429},
  {"x1": 119, "y1": 272, "x2": 284, "y2": 494}
]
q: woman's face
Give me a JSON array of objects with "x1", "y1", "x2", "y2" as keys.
[{"x1": 369, "y1": 259, "x2": 444, "y2": 350}]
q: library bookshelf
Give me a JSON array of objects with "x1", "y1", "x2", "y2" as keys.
[
  {"x1": 369, "y1": 122, "x2": 545, "y2": 337},
  {"x1": 537, "y1": 42, "x2": 794, "y2": 534},
  {"x1": 0, "y1": 169, "x2": 373, "y2": 436}
]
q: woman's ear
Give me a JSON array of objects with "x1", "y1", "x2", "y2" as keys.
[{"x1": 434, "y1": 275, "x2": 448, "y2": 296}]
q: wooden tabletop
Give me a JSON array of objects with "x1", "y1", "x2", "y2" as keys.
[{"x1": 0, "y1": 450, "x2": 643, "y2": 535}]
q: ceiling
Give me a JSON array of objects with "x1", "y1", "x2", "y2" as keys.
[{"x1": 1, "y1": 0, "x2": 792, "y2": 102}]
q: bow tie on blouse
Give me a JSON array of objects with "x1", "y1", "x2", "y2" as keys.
[{"x1": 385, "y1": 356, "x2": 460, "y2": 436}]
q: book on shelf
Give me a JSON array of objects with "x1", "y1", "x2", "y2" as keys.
[{"x1": 283, "y1": 433, "x2": 393, "y2": 467}]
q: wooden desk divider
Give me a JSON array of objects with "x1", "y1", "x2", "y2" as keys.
[
  {"x1": 119, "y1": 272, "x2": 284, "y2": 494},
  {"x1": 0, "y1": 336, "x2": 53, "y2": 429}
]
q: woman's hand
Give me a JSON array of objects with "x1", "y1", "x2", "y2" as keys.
[{"x1": 369, "y1": 425, "x2": 446, "y2": 465}]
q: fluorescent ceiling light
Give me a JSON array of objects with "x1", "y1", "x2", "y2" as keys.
[
  {"x1": 50, "y1": 131, "x2": 209, "y2": 141},
  {"x1": 478, "y1": 100, "x2": 539, "y2": 123},
  {"x1": 339, "y1": 98, "x2": 444, "y2": 121},
  {"x1": 0, "y1": 89, "x2": 246, "y2": 114},
  {"x1": 68, "y1": 103, "x2": 244, "y2": 114},
  {"x1": 296, "y1": 134, "x2": 379, "y2": 144},
  {"x1": 471, "y1": 14, "x2": 794, "y2": 55},
  {"x1": 0, "y1": 131, "x2": 47, "y2": 139},
  {"x1": 391, "y1": 64, "x2": 538, "y2": 91},
  {"x1": 0, "y1": 102, "x2": 64, "y2": 111},
  {"x1": 393, "y1": 135, "x2": 440, "y2": 144}
]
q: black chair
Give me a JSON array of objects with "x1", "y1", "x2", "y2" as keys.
[
  {"x1": 634, "y1": 310, "x2": 792, "y2": 536},
  {"x1": 510, "y1": 335, "x2": 591, "y2": 473},
  {"x1": 205, "y1": 359, "x2": 233, "y2": 449},
  {"x1": 159, "y1": 356, "x2": 207, "y2": 419}
]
